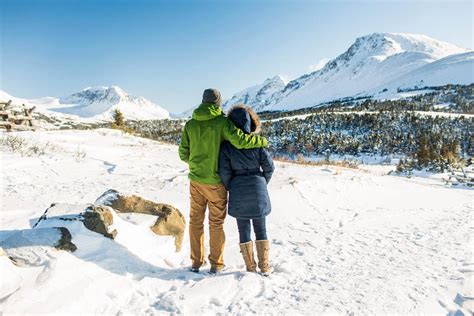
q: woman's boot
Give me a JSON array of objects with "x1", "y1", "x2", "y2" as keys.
[
  {"x1": 255, "y1": 240, "x2": 272, "y2": 276},
  {"x1": 239, "y1": 241, "x2": 256, "y2": 272}
]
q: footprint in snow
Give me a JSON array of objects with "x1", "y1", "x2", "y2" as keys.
[
  {"x1": 209, "y1": 297, "x2": 223, "y2": 306},
  {"x1": 103, "y1": 161, "x2": 117, "y2": 174}
]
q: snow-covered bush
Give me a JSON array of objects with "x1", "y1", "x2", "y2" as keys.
[
  {"x1": 127, "y1": 119, "x2": 184, "y2": 144},
  {"x1": 27, "y1": 143, "x2": 47, "y2": 156},
  {"x1": 1, "y1": 135, "x2": 65, "y2": 156},
  {"x1": 73, "y1": 146, "x2": 87, "y2": 162},
  {"x1": 1, "y1": 134, "x2": 28, "y2": 153}
]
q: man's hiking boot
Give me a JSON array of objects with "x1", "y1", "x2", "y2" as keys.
[
  {"x1": 239, "y1": 241, "x2": 257, "y2": 272},
  {"x1": 190, "y1": 260, "x2": 207, "y2": 273},
  {"x1": 255, "y1": 240, "x2": 273, "y2": 276},
  {"x1": 208, "y1": 265, "x2": 224, "y2": 275}
]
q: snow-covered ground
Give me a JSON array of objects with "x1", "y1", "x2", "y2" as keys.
[{"x1": 1, "y1": 129, "x2": 473, "y2": 315}]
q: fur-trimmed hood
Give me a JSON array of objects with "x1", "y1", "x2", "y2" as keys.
[{"x1": 227, "y1": 104, "x2": 261, "y2": 134}]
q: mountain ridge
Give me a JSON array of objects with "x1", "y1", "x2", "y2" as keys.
[
  {"x1": 223, "y1": 32, "x2": 472, "y2": 112},
  {"x1": 221, "y1": 75, "x2": 286, "y2": 112},
  {"x1": 0, "y1": 86, "x2": 169, "y2": 120}
]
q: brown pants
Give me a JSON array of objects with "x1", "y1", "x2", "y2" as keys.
[{"x1": 189, "y1": 180, "x2": 227, "y2": 269}]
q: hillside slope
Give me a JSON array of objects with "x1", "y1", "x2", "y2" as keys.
[
  {"x1": 375, "y1": 51, "x2": 474, "y2": 93},
  {"x1": 224, "y1": 33, "x2": 471, "y2": 111},
  {"x1": 222, "y1": 76, "x2": 286, "y2": 112}
]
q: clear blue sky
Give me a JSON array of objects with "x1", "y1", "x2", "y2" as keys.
[{"x1": 0, "y1": 0, "x2": 472, "y2": 113}]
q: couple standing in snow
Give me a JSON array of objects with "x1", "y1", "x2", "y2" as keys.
[{"x1": 179, "y1": 89, "x2": 274, "y2": 275}]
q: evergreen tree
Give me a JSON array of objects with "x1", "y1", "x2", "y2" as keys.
[
  {"x1": 113, "y1": 109, "x2": 125, "y2": 127},
  {"x1": 416, "y1": 134, "x2": 430, "y2": 167}
]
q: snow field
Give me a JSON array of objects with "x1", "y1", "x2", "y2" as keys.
[{"x1": 1, "y1": 129, "x2": 473, "y2": 314}]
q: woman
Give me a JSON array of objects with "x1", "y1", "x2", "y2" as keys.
[{"x1": 218, "y1": 104, "x2": 275, "y2": 276}]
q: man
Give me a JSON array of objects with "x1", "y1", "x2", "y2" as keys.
[{"x1": 179, "y1": 88, "x2": 268, "y2": 274}]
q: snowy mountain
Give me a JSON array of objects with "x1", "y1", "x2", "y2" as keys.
[
  {"x1": 373, "y1": 51, "x2": 474, "y2": 95},
  {"x1": 222, "y1": 75, "x2": 286, "y2": 111},
  {"x1": 175, "y1": 75, "x2": 287, "y2": 118},
  {"x1": 173, "y1": 105, "x2": 197, "y2": 119},
  {"x1": 0, "y1": 86, "x2": 169, "y2": 120},
  {"x1": 226, "y1": 33, "x2": 471, "y2": 111},
  {"x1": 53, "y1": 86, "x2": 169, "y2": 120}
]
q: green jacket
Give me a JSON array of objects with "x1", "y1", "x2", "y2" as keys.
[{"x1": 179, "y1": 103, "x2": 268, "y2": 184}]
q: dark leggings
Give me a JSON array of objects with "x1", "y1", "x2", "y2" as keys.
[{"x1": 236, "y1": 217, "x2": 267, "y2": 243}]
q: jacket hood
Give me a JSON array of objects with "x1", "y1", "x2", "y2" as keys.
[
  {"x1": 192, "y1": 103, "x2": 223, "y2": 121},
  {"x1": 227, "y1": 104, "x2": 261, "y2": 134}
]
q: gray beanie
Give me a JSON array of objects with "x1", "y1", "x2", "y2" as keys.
[{"x1": 202, "y1": 88, "x2": 222, "y2": 106}]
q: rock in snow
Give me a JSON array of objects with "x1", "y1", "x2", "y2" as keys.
[
  {"x1": 95, "y1": 189, "x2": 186, "y2": 252},
  {"x1": 32, "y1": 203, "x2": 91, "y2": 228},
  {"x1": 83, "y1": 205, "x2": 118, "y2": 239},
  {"x1": 30, "y1": 191, "x2": 185, "y2": 252},
  {"x1": 0, "y1": 227, "x2": 77, "y2": 266}
]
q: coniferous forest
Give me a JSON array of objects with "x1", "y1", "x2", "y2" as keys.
[{"x1": 126, "y1": 85, "x2": 473, "y2": 171}]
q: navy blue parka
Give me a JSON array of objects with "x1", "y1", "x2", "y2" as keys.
[{"x1": 218, "y1": 106, "x2": 274, "y2": 219}]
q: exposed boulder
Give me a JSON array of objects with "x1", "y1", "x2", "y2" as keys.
[
  {"x1": 82, "y1": 205, "x2": 118, "y2": 239},
  {"x1": 32, "y1": 203, "x2": 91, "y2": 228},
  {"x1": 55, "y1": 227, "x2": 77, "y2": 252},
  {"x1": 96, "y1": 189, "x2": 185, "y2": 252},
  {"x1": 149, "y1": 205, "x2": 185, "y2": 252},
  {"x1": 33, "y1": 203, "x2": 118, "y2": 240},
  {"x1": 0, "y1": 227, "x2": 77, "y2": 266},
  {"x1": 28, "y1": 192, "x2": 185, "y2": 252}
]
